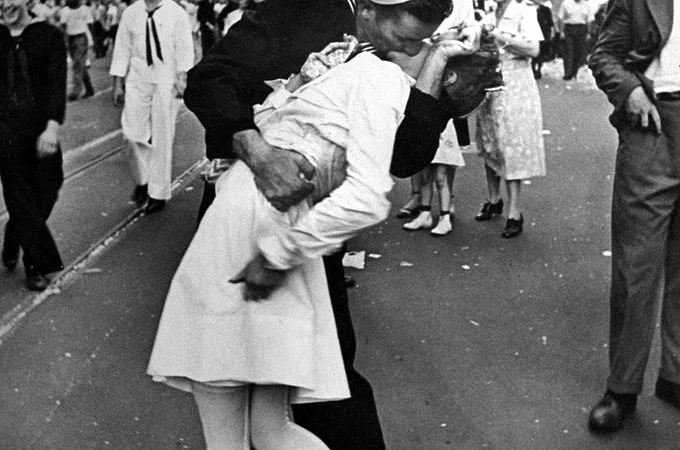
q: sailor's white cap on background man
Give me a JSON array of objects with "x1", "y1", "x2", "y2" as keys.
[{"x1": 370, "y1": 0, "x2": 412, "y2": 4}]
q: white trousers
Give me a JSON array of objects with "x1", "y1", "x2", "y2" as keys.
[{"x1": 122, "y1": 81, "x2": 181, "y2": 200}]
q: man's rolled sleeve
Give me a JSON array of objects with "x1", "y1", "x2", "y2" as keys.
[{"x1": 258, "y1": 60, "x2": 410, "y2": 269}]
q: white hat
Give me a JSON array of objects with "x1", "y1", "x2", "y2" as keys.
[{"x1": 370, "y1": 0, "x2": 411, "y2": 4}]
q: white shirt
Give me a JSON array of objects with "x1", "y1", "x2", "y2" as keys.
[
  {"x1": 31, "y1": 3, "x2": 54, "y2": 22},
  {"x1": 437, "y1": 0, "x2": 475, "y2": 32},
  {"x1": 106, "y1": 4, "x2": 119, "y2": 27},
  {"x1": 557, "y1": 0, "x2": 594, "y2": 25},
  {"x1": 110, "y1": 0, "x2": 195, "y2": 85},
  {"x1": 482, "y1": 1, "x2": 544, "y2": 57},
  {"x1": 251, "y1": 53, "x2": 411, "y2": 270},
  {"x1": 645, "y1": 0, "x2": 680, "y2": 94},
  {"x1": 59, "y1": 5, "x2": 93, "y2": 35}
]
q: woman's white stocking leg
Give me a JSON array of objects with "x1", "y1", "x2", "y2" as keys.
[
  {"x1": 250, "y1": 385, "x2": 330, "y2": 450},
  {"x1": 192, "y1": 382, "x2": 250, "y2": 450}
]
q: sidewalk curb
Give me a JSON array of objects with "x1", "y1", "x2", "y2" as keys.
[{"x1": 0, "y1": 158, "x2": 208, "y2": 346}]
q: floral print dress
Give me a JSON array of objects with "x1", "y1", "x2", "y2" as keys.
[{"x1": 476, "y1": 1, "x2": 546, "y2": 180}]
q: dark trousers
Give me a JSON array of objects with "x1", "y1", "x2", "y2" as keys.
[
  {"x1": 67, "y1": 33, "x2": 90, "y2": 98},
  {"x1": 92, "y1": 22, "x2": 108, "y2": 58},
  {"x1": 198, "y1": 182, "x2": 386, "y2": 449},
  {"x1": 0, "y1": 133, "x2": 64, "y2": 275},
  {"x1": 199, "y1": 24, "x2": 216, "y2": 56},
  {"x1": 562, "y1": 23, "x2": 588, "y2": 79},
  {"x1": 607, "y1": 99, "x2": 680, "y2": 394}
]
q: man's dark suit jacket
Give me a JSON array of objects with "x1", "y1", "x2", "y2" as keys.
[
  {"x1": 184, "y1": 0, "x2": 454, "y2": 179},
  {"x1": 588, "y1": 0, "x2": 674, "y2": 129}
]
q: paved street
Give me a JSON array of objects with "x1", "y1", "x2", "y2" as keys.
[{"x1": 1, "y1": 58, "x2": 679, "y2": 450}]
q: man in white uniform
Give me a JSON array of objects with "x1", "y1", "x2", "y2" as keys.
[{"x1": 110, "y1": 0, "x2": 194, "y2": 213}]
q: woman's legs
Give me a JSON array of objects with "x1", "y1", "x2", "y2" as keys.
[
  {"x1": 505, "y1": 179, "x2": 522, "y2": 220},
  {"x1": 502, "y1": 179, "x2": 524, "y2": 238},
  {"x1": 397, "y1": 171, "x2": 423, "y2": 218},
  {"x1": 484, "y1": 164, "x2": 502, "y2": 203},
  {"x1": 434, "y1": 165, "x2": 451, "y2": 213},
  {"x1": 475, "y1": 163, "x2": 503, "y2": 221},
  {"x1": 251, "y1": 385, "x2": 330, "y2": 450},
  {"x1": 192, "y1": 382, "x2": 249, "y2": 450},
  {"x1": 431, "y1": 165, "x2": 453, "y2": 236},
  {"x1": 446, "y1": 165, "x2": 457, "y2": 214},
  {"x1": 404, "y1": 167, "x2": 434, "y2": 230}
]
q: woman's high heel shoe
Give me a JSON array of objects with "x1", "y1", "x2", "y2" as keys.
[
  {"x1": 475, "y1": 199, "x2": 503, "y2": 221},
  {"x1": 502, "y1": 214, "x2": 524, "y2": 239}
]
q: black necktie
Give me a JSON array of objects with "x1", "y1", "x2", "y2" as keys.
[{"x1": 146, "y1": 6, "x2": 164, "y2": 65}]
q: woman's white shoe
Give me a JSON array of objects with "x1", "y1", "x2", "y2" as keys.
[
  {"x1": 403, "y1": 211, "x2": 433, "y2": 231},
  {"x1": 431, "y1": 214, "x2": 452, "y2": 236}
]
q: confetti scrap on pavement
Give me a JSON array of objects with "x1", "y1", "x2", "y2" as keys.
[{"x1": 400, "y1": 261, "x2": 414, "y2": 267}]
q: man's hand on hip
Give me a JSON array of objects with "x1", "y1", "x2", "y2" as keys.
[
  {"x1": 233, "y1": 130, "x2": 315, "y2": 211},
  {"x1": 627, "y1": 86, "x2": 662, "y2": 134}
]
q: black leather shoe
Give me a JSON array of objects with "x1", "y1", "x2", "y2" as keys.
[
  {"x1": 132, "y1": 184, "x2": 149, "y2": 205},
  {"x1": 502, "y1": 214, "x2": 524, "y2": 239},
  {"x1": 344, "y1": 274, "x2": 356, "y2": 288},
  {"x1": 145, "y1": 198, "x2": 166, "y2": 214},
  {"x1": 656, "y1": 377, "x2": 680, "y2": 410},
  {"x1": 2, "y1": 251, "x2": 18, "y2": 272},
  {"x1": 396, "y1": 199, "x2": 422, "y2": 219},
  {"x1": 475, "y1": 199, "x2": 503, "y2": 221},
  {"x1": 588, "y1": 390, "x2": 637, "y2": 434},
  {"x1": 26, "y1": 274, "x2": 50, "y2": 292}
]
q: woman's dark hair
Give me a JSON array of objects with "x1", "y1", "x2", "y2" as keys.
[{"x1": 374, "y1": 0, "x2": 453, "y2": 25}]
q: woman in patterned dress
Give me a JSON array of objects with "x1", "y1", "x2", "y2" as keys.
[{"x1": 474, "y1": 0, "x2": 545, "y2": 238}]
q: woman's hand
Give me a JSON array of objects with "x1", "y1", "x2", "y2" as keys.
[
  {"x1": 431, "y1": 28, "x2": 477, "y2": 60},
  {"x1": 229, "y1": 253, "x2": 288, "y2": 301},
  {"x1": 36, "y1": 120, "x2": 60, "y2": 158},
  {"x1": 299, "y1": 37, "x2": 356, "y2": 84}
]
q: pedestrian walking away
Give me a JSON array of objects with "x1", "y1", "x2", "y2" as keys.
[
  {"x1": 59, "y1": 0, "x2": 95, "y2": 101},
  {"x1": 528, "y1": 0, "x2": 554, "y2": 79},
  {"x1": 556, "y1": 0, "x2": 594, "y2": 81},
  {"x1": 182, "y1": 0, "x2": 483, "y2": 447},
  {"x1": 587, "y1": 0, "x2": 680, "y2": 435},
  {"x1": 0, "y1": 0, "x2": 67, "y2": 291},
  {"x1": 109, "y1": 0, "x2": 194, "y2": 214}
]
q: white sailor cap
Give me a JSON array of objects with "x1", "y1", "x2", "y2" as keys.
[{"x1": 370, "y1": 0, "x2": 412, "y2": 4}]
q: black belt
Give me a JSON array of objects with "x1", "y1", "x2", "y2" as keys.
[{"x1": 657, "y1": 91, "x2": 680, "y2": 102}]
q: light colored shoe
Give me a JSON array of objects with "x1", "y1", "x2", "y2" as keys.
[
  {"x1": 403, "y1": 211, "x2": 433, "y2": 231},
  {"x1": 431, "y1": 214, "x2": 453, "y2": 236}
]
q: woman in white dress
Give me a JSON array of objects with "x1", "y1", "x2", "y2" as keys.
[{"x1": 474, "y1": 0, "x2": 546, "y2": 238}]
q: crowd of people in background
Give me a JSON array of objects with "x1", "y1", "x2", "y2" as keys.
[{"x1": 3, "y1": 0, "x2": 680, "y2": 445}]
